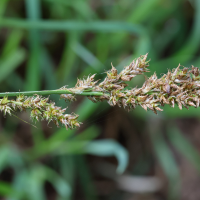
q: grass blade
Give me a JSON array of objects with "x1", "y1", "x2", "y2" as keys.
[
  {"x1": 0, "y1": 49, "x2": 26, "y2": 83},
  {"x1": 168, "y1": 127, "x2": 200, "y2": 172},
  {"x1": 150, "y1": 131, "x2": 180, "y2": 199}
]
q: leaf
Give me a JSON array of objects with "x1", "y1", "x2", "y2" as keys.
[
  {"x1": 0, "y1": 19, "x2": 146, "y2": 35},
  {"x1": 75, "y1": 156, "x2": 97, "y2": 200},
  {"x1": 50, "y1": 139, "x2": 128, "y2": 174},
  {"x1": 0, "y1": 49, "x2": 26, "y2": 83},
  {"x1": 24, "y1": 0, "x2": 42, "y2": 91},
  {"x1": 1, "y1": 30, "x2": 23, "y2": 58},
  {"x1": 150, "y1": 131, "x2": 180, "y2": 199},
  {"x1": 168, "y1": 127, "x2": 200, "y2": 172},
  {"x1": 84, "y1": 139, "x2": 129, "y2": 174},
  {"x1": 71, "y1": 43, "x2": 105, "y2": 72}
]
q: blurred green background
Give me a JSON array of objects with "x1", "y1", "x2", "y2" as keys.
[{"x1": 0, "y1": 0, "x2": 200, "y2": 199}]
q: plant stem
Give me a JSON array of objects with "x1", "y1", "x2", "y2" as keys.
[
  {"x1": 0, "y1": 89, "x2": 107, "y2": 97},
  {"x1": 8, "y1": 100, "x2": 23, "y2": 106}
]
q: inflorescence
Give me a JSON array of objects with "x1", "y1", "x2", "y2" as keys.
[
  {"x1": 1, "y1": 53, "x2": 200, "y2": 129},
  {"x1": 0, "y1": 95, "x2": 80, "y2": 129}
]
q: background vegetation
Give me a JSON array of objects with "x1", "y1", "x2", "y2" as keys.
[{"x1": 0, "y1": 0, "x2": 200, "y2": 199}]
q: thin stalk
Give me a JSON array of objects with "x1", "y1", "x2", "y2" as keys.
[
  {"x1": 8, "y1": 100, "x2": 23, "y2": 106},
  {"x1": 0, "y1": 89, "x2": 107, "y2": 97}
]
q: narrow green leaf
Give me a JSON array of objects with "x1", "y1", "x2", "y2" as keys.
[
  {"x1": 85, "y1": 139, "x2": 129, "y2": 174},
  {"x1": 26, "y1": 128, "x2": 75, "y2": 160},
  {"x1": 1, "y1": 30, "x2": 23, "y2": 58},
  {"x1": 168, "y1": 127, "x2": 200, "y2": 172},
  {"x1": 71, "y1": 43, "x2": 105, "y2": 72},
  {"x1": 76, "y1": 156, "x2": 97, "y2": 200},
  {"x1": 25, "y1": 0, "x2": 42, "y2": 91},
  {"x1": 59, "y1": 156, "x2": 76, "y2": 200},
  {"x1": 127, "y1": 0, "x2": 160, "y2": 23},
  {"x1": 0, "y1": 147, "x2": 9, "y2": 173},
  {"x1": 41, "y1": 47, "x2": 58, "y2": 89},
  {"x1": 175, "y1": 0, "x2": 200, "y2": 58},
  {"x1": 44, "y1": 165, "x2": 71, "y2": 198},
  {"x1": 0, "y1": 48, "x2": 26, "y2": 83},
  {"x1": 73, "y1": 125, "x2": 99, "y2": 141},
  {"x1": 56, "y1": 32, "x2": 79, "y2": 83},
  {"x1": 0, "y1": 19, "x2": 146, "y2": 35},
  {"x1": 150, "y1": 132, "x2": 180, "y2": 199}
]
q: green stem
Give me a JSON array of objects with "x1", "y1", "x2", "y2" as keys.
[
  {"x1": 8, "y1": 100, "x2": 22, "y2": 106},
  {"x1": 0, "y1": 89, "x2": 107, "y2": 97}
]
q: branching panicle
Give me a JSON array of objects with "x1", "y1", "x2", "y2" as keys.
[{"x1": 0, "y1": 53, "x2": 200, "y2": 129}]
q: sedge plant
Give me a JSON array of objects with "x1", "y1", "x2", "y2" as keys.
[{"x1": 0, "y1": 53, "x2": 199, "y2": 129}]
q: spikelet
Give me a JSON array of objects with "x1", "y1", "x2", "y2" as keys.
[{"x1": 0, "y1": 95, "x2": 81, "y2": 129}]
